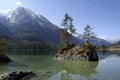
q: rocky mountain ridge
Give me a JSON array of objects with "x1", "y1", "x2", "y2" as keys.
[{"x1": 0, "y1": 7, "x2": 112, "y2": 46}]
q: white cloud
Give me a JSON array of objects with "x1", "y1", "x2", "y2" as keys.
[
  {"x1": 0, "y1": 9, "x2": 11, "y2": 14},
  {"x1": 99, "y1": 35, "x2": 107, "y2": 40},
  {"x1": 15, "y1": 0, "x2": 23, "y2": 6},
  {"x1": 4, "y1": 9, "x2": 11, "y2": 14}
]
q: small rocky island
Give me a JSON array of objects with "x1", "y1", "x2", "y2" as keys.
[
  {"x1": 54, "y1": 42, "x2": 98, "y2": 61},
  {"x1": 55, "y1": 14, "x2": 99, "y2": 61}
]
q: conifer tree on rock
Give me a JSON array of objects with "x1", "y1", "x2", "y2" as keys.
[
  {"x1": 83, "y1": 25, "x2": 96, "y2": 43},
  {"x1": 60, "y1": 13, "x2": 76, "y2": 46}
]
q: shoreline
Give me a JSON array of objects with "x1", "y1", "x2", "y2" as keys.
[{"x1": 98, "y1": 48, "x2": 120, "y2": 51}]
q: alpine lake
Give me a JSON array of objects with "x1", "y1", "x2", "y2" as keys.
[{"x1": 0, "y1": 50, "x2": 120, "y2": 80}]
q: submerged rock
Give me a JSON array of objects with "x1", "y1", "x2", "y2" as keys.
[
  {"x1": 0, "y1": 71, "x2": 36, "y2": 80},
  {"x1": 0, "y1": 53, "x2": 11, "y2": 62},
  {"x1": 54, "y1": 42, "x2": 98, "y2": 61}
]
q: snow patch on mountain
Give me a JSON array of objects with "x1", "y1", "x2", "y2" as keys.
[
  {"x1": 107, "y1": 39, "x2": 120, "y2": 44},
  {"x1": 39, "y1": 21, "x2": 43, "y2": 26}
]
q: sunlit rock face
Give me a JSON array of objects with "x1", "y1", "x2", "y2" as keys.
[{"x1": 54, "y1": 42, "x2": 98, "y2": 61}]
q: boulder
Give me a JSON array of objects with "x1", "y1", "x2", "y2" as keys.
[
  {"x1": 0, "y1": 71, "x2": 36, "y2": 80},
  {"x1": 54, "y1": 42, "x2": 98, "y2": 61},
  {"x1": 0, "y1": 53, "x2": 11, "y2": 62}
]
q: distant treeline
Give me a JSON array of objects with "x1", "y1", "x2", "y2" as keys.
[{"x1": 7, "y1": 42, "x2": 60, "y2": 55}]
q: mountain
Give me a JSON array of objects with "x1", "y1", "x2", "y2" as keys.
[
  {"x1": 90, "y1": 38, "x2": 112, "y2": 46},
  {"x1": 0, "y1": 7, "x2": 80, "y2": 43},
  {"x1": 107, "y1": 39, "x2": 120, "y2": 44},
  {"x1": 109, "y1": 40, "x2": 120, "y2": 49},
  {"x1": 115, "y1": 41, "x2": 120, "y2": 45},
  {"x1": 0, "y1": 7, "x2": 111, "y2": 46},
  {"x1": 0, "y1": 23, "x2": 12, "y2": 40},
  {"x1": 0, "y1": 7, "x2": 60, "y2": 43},
  {"x1": 75, "y1": 33, "x2": 112, "y2": 46}
]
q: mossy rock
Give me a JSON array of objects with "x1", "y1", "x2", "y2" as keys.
[{"x1": 54, "y1": 42, "x2": 98, "y2": 61}]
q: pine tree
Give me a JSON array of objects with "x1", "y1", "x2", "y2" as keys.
[
  {"x1": 69, "y1": 18, "x2": 76, "y2": 36},
  {"x1": 61, "y1": 13, "x2": 76, "y2": 45},
  {"x1": 83, "y1": 25, "x2": 96, "y2": 42}
]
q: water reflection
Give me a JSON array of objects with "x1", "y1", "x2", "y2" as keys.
[
  {"x1": 98, "y1": 50, "x2": 116, "y2": 61},
  {"x1": 58, "y1": 61, "x2": 98, "y2": 77},
  {"x1": 0, "y1": 62, "x2": 9, "y2": 66},
  {"x1": 108, "y1": 50, "x2": 120, "y2": 56},
  {"x1": 1, "y1": 51, "x2": 120, "y2": 80},
  {"x1": 0, "y1": 62, "x2": 9, "y2": 74},
  {"x1": 51, "y1": 60, "x2": 98, "y2": 80},
  {"x1": 60, "y1": 71, "x2": 73, "y2": 80}
]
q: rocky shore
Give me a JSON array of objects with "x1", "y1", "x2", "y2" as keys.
[
  {"x1": 0, "y1": 71, "x2": 36, "y2": 80},
  {"x1": 54, "y1": 42, "x2": 98, "y2": 61},
  {"x1": 0, "y1": 53, "x2": 11, "y2": 62}
]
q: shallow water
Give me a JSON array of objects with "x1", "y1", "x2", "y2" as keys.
[{"x1": 0, "y1": 51, "x2": 120, "y2": 80}]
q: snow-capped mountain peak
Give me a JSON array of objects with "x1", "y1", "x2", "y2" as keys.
[
  {"x1": 6, "y1": 7, "x2": 37, "y2": 23},
  {"x1": 6, "y1": 6, "x2": 52, "y2": 25},
  {"x1": 16, "y1": 7, "x2": 36, "y2": 17},
  {"x1": 0, "y1": 7, "x2": 61, "y2": 43}
]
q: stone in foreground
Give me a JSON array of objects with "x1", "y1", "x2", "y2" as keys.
[
  {"x1": 0, "y1": 53, "x2": 11, "y2": 62},
  {"x1": 0, "y1": 71, "x2": 36, "y2": 80},
  {"x1": 54, "y1": 42, "x2": 98, "y2": 61}
]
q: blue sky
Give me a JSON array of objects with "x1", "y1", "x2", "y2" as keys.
[{"x1": 0, "y1": 0, "x2": 120, "y2": 40}]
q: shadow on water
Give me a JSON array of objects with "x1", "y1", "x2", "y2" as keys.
[
  {"x1": 0, "y1": 62, "x2": 9, "y2": 66},
  {"x1": 0, "y1": 61, "x2": 27, "y2": 74},
  {"x1": 0, "y1": 53, "x2": 31, "y2": 74},
  {"x1": 6, "y1": 61, "x2": 28, "y2": 68},
  {"x1": 0, "y1": 62, "x2": 10, "y2": 74},
  {"x1": 51, "y1": 60, "x2": 98, "y2": 80}
]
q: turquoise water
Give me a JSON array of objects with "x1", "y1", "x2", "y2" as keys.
[{"x1": 0, "y1": 51, "x2": 120, "y2": 80}]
